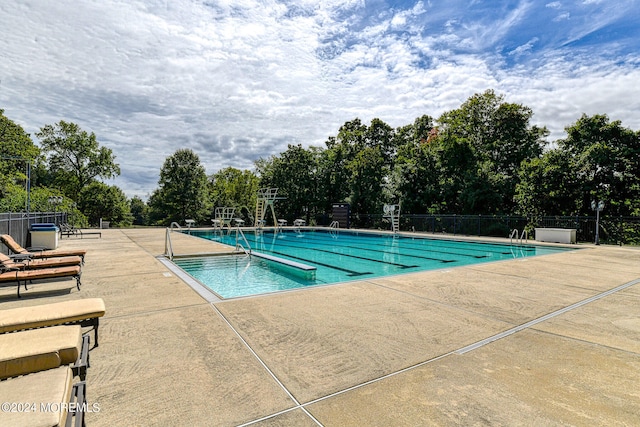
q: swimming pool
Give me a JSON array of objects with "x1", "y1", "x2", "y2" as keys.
[{"x1": 174, "y1": 229, "x2": 573, "y2": 299}]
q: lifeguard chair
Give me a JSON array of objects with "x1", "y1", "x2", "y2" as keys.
[{"x1": 383, "y1": 203, "x2": 401, "y2": 234}]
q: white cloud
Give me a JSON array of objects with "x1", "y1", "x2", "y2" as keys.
[
  {"x1": 1, "y1": 0, "x2": 639, "y2": 199},
  {"x1": 508, "y1": 37, "x2": 539, "y2": 57},
  {"x1": 553, "y1": 12, "x2": 571, "y2": 22}
]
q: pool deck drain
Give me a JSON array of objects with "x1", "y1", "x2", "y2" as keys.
[{"x1": 1, "y1": 228, "x2": 639, "y2": 426}]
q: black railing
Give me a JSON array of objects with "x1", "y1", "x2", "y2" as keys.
[
  {"x1": 0, "y1": 212, "x2": 68, "y2": 252},
  {"x1": 347, "y1": 213, "x2": 640, "y2": 245},
  {"x1": 3, "y1": 211, "x2": 637, "y2": 245}
]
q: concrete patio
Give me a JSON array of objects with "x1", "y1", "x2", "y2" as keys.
[{"x1": 1, "y1": 228, "x2": 638, "y2": 426}]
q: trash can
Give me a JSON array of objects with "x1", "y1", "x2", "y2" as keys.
[{"x1": 30, "y1": 223, "x2": 60, "y2": 250}]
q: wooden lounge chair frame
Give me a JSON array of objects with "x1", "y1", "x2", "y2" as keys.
[
  {"x1": 0, "y1": 265, "x2": 82, "y2": 298},
  {"x1": 1, "y1": 234, "x2": 86, "y2": 264},
  {"x1": 0, "y1": 252, "x2": 82, "y2": 270}
]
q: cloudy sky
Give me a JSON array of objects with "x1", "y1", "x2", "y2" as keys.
[{"x1": 1, "y1": 0, "x2": 639, "y2": 199}]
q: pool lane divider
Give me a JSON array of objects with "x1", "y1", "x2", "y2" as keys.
[
  {"x1": 248, "y1": 231, "x2": 505, "y2": 263},
  {"x1": 268, "y1": 250, "x2": 374, "y2": 277},
  {"x1": 307, "y1": 247, "x2": 422, "y2": 269},
  {"x1": 244, "y1": 235, "x2": 458, "y2": 267},
  {"x1": 333, "y1": 243, "x2": 463, "y2": 262},
  {"x1": 193, "y1": 229, "x2": 545, "y2": 270},
  {"x1": 289, "y1": 231, "x2": 539, "y2": 256},
  {"x1": 250, "y1": 233, "x2": 460, "y2": 262}
]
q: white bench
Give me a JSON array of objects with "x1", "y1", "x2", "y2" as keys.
[{"x1": 535, "y1": 228, "x2": 576, "y2": 244}]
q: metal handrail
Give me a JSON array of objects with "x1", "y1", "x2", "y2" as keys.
[
  {"x1": 329, "y1": 221, "x2": 340, "y2": 236},
  {"x1": 235, "y1": 226, "x2": 252, "y2": 255},
  {"x1": 510, "y1": 228, "x2": 528, "y2": 246},
  {"x1": 164, "y1": 222, "x2": 185, "y2": 260},
  {"x1": 165, "y1": 227, "x2": 174, "y2": 260},
  {"x1": 509, "y1": 229, "x2": 518, "y2": 245}
]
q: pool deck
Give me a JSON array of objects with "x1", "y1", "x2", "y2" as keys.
[{"x1": 1, "y1": 227, "x2": 639, "y2": 426}]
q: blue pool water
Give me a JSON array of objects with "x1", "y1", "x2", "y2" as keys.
[{"x1": 174, "y1": 229, "x2": 573, "y2": 299}]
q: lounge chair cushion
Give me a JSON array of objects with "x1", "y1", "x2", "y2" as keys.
[
  {"x1": 0, "y1": 234, "x2": 87, "y2": 259},
  {"x1": 0, "y1": 351, "x2": 60, "y2": 382},
  {"x1": 0, "y1": 266, "x2": 81, "y2": 284},
  {"x1": 0, "y1": 298, "x2": 105, "y2": 334},
  {"x1": 30, "y1": 248, "x2": 87, "y2": 260},
  {"x1": 0, "y1": 366, "x2": 73, "y2": 427},
  {"x1": 0, "y1": 325, "x2": 83, "y2": 379},
  {"x1": 0, "y1": 253, "x2": 82, "y2": 270}
]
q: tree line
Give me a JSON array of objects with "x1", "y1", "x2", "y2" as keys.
[
  {"x1": 2, "y1": 90, "x2": 639, "y2": 231},
  {"x1": 1, "y1": 116, "x2": 128, "y2": 226}
]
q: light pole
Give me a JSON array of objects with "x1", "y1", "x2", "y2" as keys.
[
  {"x1": 48, "y1": 196, "x2": 63, "y2": 224},
  {"x1": 591, "y1": 200, "x2": 604, "y2": 245}
]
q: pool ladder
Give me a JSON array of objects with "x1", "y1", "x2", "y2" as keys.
[
  {"x1": 329, "y1": 221, "x2": 340, "y2": 237},
  {"x1": 234, "y1": 226, "x2": 252, "y2": 256},
  {"x1": 164, "y1": 222, "x2": 183, "y2": 260},
  {"x1": 510, "y1": 229, "x2": 528, "y2": 246},
  {"x1": 164, "y1": 223, "x2": 251, "y2": 260}
]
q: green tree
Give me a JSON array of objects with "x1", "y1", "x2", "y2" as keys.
[
  {"x1": 390, "y1": 115, "x2": 440, "y2": 213},
  {"x1": 316, "y1": 138, "x2": 351, "y2": 213},
  {"x1": 431, "y1": 129, "x2": 478, "y2": 213},
  {"x1": 36, "y1": 121, "x2": 120, "y2": 197},
  {"x1": 436, "y1": 90, "x2": 548, "y2": 213},
  {"x1": 515, "y1": 149, "x2": 582, "y2": 218},
  {"x1": 147, "y1": 149, "x2": 211, "y2": 225},
  {"x1": 365, "y1": 118, "x2": 396, "y2": 166},
  {"x1": 256, "y1": 144, "x2": 319, "y2": 223},
  {"x1": 129, "y1": 196, "x2": 148, "y2": 226},
  {"x1": 0, "y1": 110, "x2": 41, "y2": 207},
  {"x1": 209, "y1": 167, "x2": 259, "y2": 210},
  {"x1": 0, "y1": 186, "x2": 88, "y2": 225},
  {"x1": 559, "y1": 114, "x2": 640, "y2": 216},
  {"x1": 78, "y1": 182, "x2": 132, "y2": 227},
  {"x1": 321, "y1": 118, "x2": 399, "y2": 221},
  {"x1": 347, "y1": 146, "x2": 387, "y2": 219}
]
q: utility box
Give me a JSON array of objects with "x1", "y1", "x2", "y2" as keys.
[
  {"x1": 30, "y1": 223, "x2": 60, "y2": 250},
  {"x1": 535, "y1": 228, "x2": 577, "y2": 244},
  {"x1": 332, "y1": 203, "x2": 350, "y2": 229}
]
